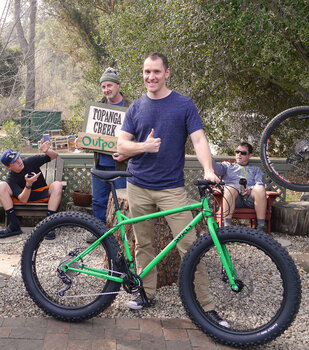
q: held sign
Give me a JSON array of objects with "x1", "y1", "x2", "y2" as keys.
[
  {"x1": 77, "y1": 132, "x2": 117, "y2": 152},
  {"x1": 81, "y1": 101, "x2": 128, "y2": 154}
]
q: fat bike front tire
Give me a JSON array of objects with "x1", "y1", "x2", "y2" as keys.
[
  {"x1": 260, "y1": 106, "x2": 309, "y2": 192},
  {"x1": 21, "y1": 211, "x2": 122, "y2": 322},
  {"x1": 178, "y1": 226, "x2": 301, "y2": 348}
]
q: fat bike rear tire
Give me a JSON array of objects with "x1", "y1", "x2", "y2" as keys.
[{"x1": 21, "y1": 211, "x2": 122, "y2": 322}]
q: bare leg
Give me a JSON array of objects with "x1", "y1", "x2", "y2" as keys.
[
  {"x1": 0, "y1": 182, "x2": 14, "y2": 210},
  {"x1": 47, "y1": 181, "x2": 63, "y2": 211},
  {"x1": 222, "y1": 185, "x2": 238, "y2": 219},
  {"x1": 251, "y1": 185, "x2": 267, "y2": 220}
]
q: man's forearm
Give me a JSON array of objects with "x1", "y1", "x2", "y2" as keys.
[
  {"x1": 117, "y1": 139, "x2": 145, "y2": 157},
  {"x1": 192, "y1": 131, "x2": 214, "y2": 172},
  {"x1": 17, "y1": 187, "x2": 31, "y2": 203},
  {"x1": 45, "y1": 148, "x2": 58, "y2": 160}
]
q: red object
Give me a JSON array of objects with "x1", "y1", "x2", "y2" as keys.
[{"x1": 212, "y1": 190, "x2": 281, "y2": 234}]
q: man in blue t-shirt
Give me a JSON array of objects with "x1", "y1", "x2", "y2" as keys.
[{"x1": 117, "y1": 53, "x2": 229, "y2": 327}]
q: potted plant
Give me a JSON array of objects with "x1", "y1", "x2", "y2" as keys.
[{"x1": 72, "y1": 174, "x2": 92, "y2": 207}]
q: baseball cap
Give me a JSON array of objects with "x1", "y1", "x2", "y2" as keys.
[{"x1": 0, "y1": 149, "x2": 21, "y2": 166}]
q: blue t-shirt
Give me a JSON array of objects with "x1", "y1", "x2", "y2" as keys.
[
  {"x1": 98, "y1": 99, "x2": 124, "y2": 167},
  {"x1": 121, "y1": 91, "x2": 204, "y2": 190}
]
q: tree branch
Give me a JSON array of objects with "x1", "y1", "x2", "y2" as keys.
[{"x1": 237, "y1": 67, "x2": 309, "y2": 100}]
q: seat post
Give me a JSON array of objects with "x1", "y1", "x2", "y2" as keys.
[{"x1": 108, "y1": 181, "x2": 120, "y2": 211}]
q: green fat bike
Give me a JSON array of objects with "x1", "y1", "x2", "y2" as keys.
[{"x1": 21, "y1": 170, "x2": 301, "y2": 348}]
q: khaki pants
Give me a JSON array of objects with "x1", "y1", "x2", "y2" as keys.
[{"x1": 127, "y1": 182, "x2": 214, "y2": 311}]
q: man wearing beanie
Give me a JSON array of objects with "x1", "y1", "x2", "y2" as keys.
[
  {"x1": 91, "y1": 67, "x2": 130, "y2": 230},
  {"x1": 0, "y1": 140, "x2": 63, "y2": 239}
]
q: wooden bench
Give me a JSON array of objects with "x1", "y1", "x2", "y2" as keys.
[{"x1": 3, "y1": 157, "x2": 66, "y2": 226}]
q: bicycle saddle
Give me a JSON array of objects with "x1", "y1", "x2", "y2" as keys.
[{"x1": 91, "y1": 169, "x2": 132, "y2": 181}]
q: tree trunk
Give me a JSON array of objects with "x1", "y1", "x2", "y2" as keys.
[
  {"x1": 271, "y1": 201, "x2": 309, "y2": 236},
  {"x1": 14, "y1": 0, "x2": 37, "y2": 109}
]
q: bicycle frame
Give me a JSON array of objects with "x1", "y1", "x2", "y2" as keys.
[{"x1": 61, "y1": 186, "x2": 240, "y2": 292}]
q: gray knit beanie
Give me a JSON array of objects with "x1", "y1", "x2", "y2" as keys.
[{"x1": 99, "y1": 67, "x2": 120, "y2": 84}]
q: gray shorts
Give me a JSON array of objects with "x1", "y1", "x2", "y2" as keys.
[{"x1": 235, "y1": 194, "x2": 254, "y2": 209}]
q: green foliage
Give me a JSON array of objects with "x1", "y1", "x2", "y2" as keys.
[
  {"x1": 96, "y1": 0, "x2": 309, "y2": 154},
  {"x1": 63, "y1": 113, "x2": 84, "y2": 136},
  {"x1": 0, "y1": 121, "x2": 24, "y2": 152},
  {"x1": 43, "y1": 0, "x2": 108, "y2": 67},
  {"x1": 39, "y1": 0, "x2": 309, "y2": 154},
  {"x1": 0, "y1": 42, "x2": 23, "y2": 98}
]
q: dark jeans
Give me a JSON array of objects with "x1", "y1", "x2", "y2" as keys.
[{"x1": 91, "y1": 165, "x2": 126, "y2": 224}]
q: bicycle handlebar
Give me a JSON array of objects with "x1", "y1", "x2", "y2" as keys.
[
  {"x1": 194, "y1": 180, "x2": 225, "y2": 187},
  {"x1": 194, "y1": 180, "x2": 225, "y2": 197}
]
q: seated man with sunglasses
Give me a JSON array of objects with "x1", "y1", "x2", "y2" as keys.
[
  {"x1": 0, "y1": 141, "x2": 63, "y2": 239},
  {"x1": 212, "y1": 142, "x2": 267, "y2": 232}
]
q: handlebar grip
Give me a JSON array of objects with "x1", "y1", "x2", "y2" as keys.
[{"x1": 194, "y1": 180, "x2": 224, "y2": 187}]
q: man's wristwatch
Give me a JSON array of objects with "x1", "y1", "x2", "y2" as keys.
[{"x1": 25, "y1": 185, "x2": 32, "y2": 190}]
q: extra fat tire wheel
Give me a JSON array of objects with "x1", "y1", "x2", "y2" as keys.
[
  {"x1": 260, "y1": 106, "x2": 309, "y2": 192},
  {"x1": 179, "y1": 226, "x2": 301, "y2": 348},
  {"x1": 21, "y1": 211, "x2": 121, "y2": 322}
]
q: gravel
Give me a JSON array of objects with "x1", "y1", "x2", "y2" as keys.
[{"x1": 0, "y1": 229, "x2": 308, "y2": 349}]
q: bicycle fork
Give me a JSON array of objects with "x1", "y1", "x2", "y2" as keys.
[{"x1": 207, "y1": 217, "x2": 243, "y2": 293}]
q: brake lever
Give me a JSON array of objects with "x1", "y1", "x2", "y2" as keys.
[{"x1": 216, "y1": 181, "x2": 225, "y2": 193}]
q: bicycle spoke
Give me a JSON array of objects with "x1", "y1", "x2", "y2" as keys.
[{"x1": 33, "y1": 225, "x2": 111, "y2": 307}]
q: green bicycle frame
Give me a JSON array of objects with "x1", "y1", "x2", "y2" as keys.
[{"x1": 62, "y1": 195, "x2": 240, "y2": 292}]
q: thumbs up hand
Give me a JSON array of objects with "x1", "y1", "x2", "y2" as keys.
[{"x1": 144, "y1": 129, "x2": 161, "y2": 153}]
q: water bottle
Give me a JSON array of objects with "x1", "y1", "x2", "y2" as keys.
[{"x1": 239, "y1": 178, "x2": 247, "y2": 196}]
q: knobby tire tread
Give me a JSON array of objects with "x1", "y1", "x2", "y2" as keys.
[
  {"x1": 178, "y1": 226, "x2": 301, "y2": 348},
  {"x1": 21, "y1": 211, "x2": 121, "y2": 322},
  {"x1": 260, "y1": 106, "x2": 309, "y2": 192}
]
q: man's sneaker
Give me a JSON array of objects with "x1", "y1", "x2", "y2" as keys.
[
  {"x1": 0, "y1": 227, "x2": 22, "y2": 238},
  {"x1": 45, "y1": 231, "x2": 56, "y2": 240},
  {"x1": 206, "y1": 310, "x2": 230, "y2": 328},
  {"x1": 127, "y1": 295, "x2": 155, "y2": 310}
]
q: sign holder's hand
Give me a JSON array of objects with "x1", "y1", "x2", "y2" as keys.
[{"x1": 112, "y1": 153, "x2": 128, "y2": 162}]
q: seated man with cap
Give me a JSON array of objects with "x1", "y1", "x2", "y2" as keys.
[{"x1": 0, "y1": 139, "x2": 63, "y2": 239}]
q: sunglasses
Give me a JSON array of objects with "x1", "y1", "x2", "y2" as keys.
[
  {"x1": 8, "y1": 152, "x2": 17, "y2": 161},
  {"x1": 235, "y1": 150, "x2": 248, "y2": 156}
]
